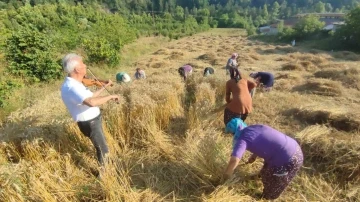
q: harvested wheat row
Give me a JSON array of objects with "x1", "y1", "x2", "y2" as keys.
[
  {"x1": 287, "y1": 105, "x2": 360, "y2": 132},
  {"x1": 314, "y1": 68, "x2": 360, "y2": 89},
  {"x1": 296, "y1": 125, "x2": 360, "y2": 183},
  {"x1": 292, "y1": 78, "x2": 343, "y2": 96}
]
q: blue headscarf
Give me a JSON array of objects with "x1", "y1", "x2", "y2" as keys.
[{"x1": 225, "y1": 118, "x2": 248, "y2": 147}]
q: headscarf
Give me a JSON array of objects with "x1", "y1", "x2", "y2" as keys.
[
  {"x1": 249, "y1": 72, "x2": 258, "y2": 79},
  {"x1": 116, "y1": 72, "x2": 131, "y2": 83},
  {"x1": 225, "y1": 118, "x2": 248, "y2": 148},
  {"x1": 231, "y1": 53, "x2": 238, "y2": 58},
  {"x1": 230, "y1": 67, "x2": 242, "y2": 83}
]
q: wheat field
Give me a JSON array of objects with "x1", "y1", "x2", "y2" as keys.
[{"x1": 1, "y1": 29, "x2": 360, "y2": 201}]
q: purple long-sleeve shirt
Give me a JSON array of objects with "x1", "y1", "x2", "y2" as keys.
[
  {"x1": 232, "y1": 125, "x2": 299, "y2": 167},
  {"x1": 182, "y1": 65, "x2": 193, "y2": 74}
]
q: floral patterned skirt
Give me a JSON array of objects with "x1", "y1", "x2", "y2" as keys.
[{"x1": 260, "y1": 147, "x2": 304, "y2": 200}]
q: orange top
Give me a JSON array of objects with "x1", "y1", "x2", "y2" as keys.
[{"x1": 225, "y1": 78, "x2": 256, "y2": 114}]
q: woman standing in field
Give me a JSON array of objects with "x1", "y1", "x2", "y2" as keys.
[
  {"x1": 223, "y1": 118, "x2": 304, "y2": 200},
  {"x1": 225, "y1": 53, "x2": 239, "y2": 75},
  {"x1": 224, "y1": 68, "x2": 256, "y2": 124}
]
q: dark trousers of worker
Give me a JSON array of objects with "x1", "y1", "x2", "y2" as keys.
[{"x1": 77, "y1": 114, "x2": 109, "y2": 166}]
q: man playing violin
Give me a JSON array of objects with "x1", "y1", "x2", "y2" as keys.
[{"x1": 60, "y1": 53, "x2": 119, "y2": 167}]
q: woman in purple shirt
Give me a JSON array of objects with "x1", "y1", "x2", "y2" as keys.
[
  {"x1": 178, "y1": 65, "x2": 193, "y2": 81},
  {"x1": 223, "y1": 118, "x2": 303, "y2": 200}
]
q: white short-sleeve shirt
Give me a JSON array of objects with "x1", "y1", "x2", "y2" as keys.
[{"x1": 61, "y1": 77, "x2": 100, "y2": 122}]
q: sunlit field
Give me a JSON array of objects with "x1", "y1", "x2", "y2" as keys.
[{"x1": 1, "y1": 29, "x2": 359, "y2": 201}]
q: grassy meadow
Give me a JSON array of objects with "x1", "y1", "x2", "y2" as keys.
[{"x1": 0, "y1": 28, "x2": 360, "y2": 201}]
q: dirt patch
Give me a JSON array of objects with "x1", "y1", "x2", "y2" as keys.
[{"x1": 292, "y1": 78, "x2": 343, "y2": 96}]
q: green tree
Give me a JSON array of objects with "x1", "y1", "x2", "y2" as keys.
[
  {"x1": 335, "y1": 6, "x2": 360, "y2": 49},
  {"x1": 271, "y1": 1, "x2": 280, "y2": 20},
  {"x1": 263, "y1": 4, "x2": 269, "y2": 19},
  {"x1": 5, "y1": 27, "x2": 61, "y2": 82},
  {"x1": 294, "y1": 14, "x2": 325, "y2": 38},
  {"x1": 278, "y1": 20, "x2": 284, "y2": 33},
  {"x1": 325, "y1": 3, "x2": 333, "y2": 12},
  {"x1": 315, "y1": 1, "x2": 326, "y2": 13},
  {"x1": 175, "y1": 6, "x2": 184, "y2": 21}
]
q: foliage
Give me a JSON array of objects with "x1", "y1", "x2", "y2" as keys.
[
  {"x1": 5, "y1": 27, "x2": 61, "y2": 83},
  {"x1": 335, "y1": 6, "x2": 360, "y2": 50},
  {"x1": 293, "y1": 15, "x2": 325, "y2": 39},
  {"x1": 0, "y1": 79, "x2": 23, "y2": 107},
  {"x1": 82, "y1": 37, "x2": 120, "y2": 67}
]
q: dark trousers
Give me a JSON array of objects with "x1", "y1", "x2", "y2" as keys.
[
  {"x1": 223, "y1": 108, "x2": 248, "y2": 125},
  {"x1": 77, "y1": 114, "x2": 109, "y2": 166}
]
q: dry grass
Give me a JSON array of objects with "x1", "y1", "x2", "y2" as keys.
[
  {"x1": 314, "y1": 68, "x2": 360, "y2": 89},
  {"x1": 1, "y1": 29, "x2": 359, "y2": 202},
  {"x1": 281, "y1": 62, "x2": 303, "y2": 71},
  {"x1": 287, "y1": 105, "x2": 360, "y2": 132},
  {"x1": 296, "y1": 125, "x2": 360, "y2": 184},
  {"x1": 274, "y1": 73, "x2": 303, "y2": 91},
  {"x1": 151, "y1": 61, "x2": 170, "y2": 69},
  {"x1": 197, "y1": 52, "x2": 219, "y2": 65},
  {"x1": 293, "y1": 78, "x2": 343, "y2": 96},
  {"x1": 153, "y1": 48, "x2": 170, "y2": 55},
  {"x1": 167, "y1": 51, "x2": 184, "y2": 60},
  {"x1": 288, "y1": 53, "x2": 328, "y2": 66}
]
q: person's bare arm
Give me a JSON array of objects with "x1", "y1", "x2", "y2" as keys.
[
  {"x1": 223, "y1": 156, "x2": 241, "y2": 180},
  {"x1": 247, "y1": 80, "x2": 257, "y2": 92},
  {"x1": 83, "y1": 95, "x2": 119, "y2": 107},
  {"x1": 92, "y1": 80, "x2": 113, "y2": 97}
]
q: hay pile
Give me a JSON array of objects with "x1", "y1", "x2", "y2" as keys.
[
  {"x1": 288, "y1": 53, "x2": 328, "y2": 66},
  {"x1": 197, "y1": 52, "x2": 220, "y2": 65},
  {"x1": 296, "y1": 125, "x2": 360, "y2": 184},
  {"x1": 314, "y1": 68, "x2": 360, "y2": 89},
  {"x1": 274, "y1": 73, "x2": 303, "y2": 91},
  {"x1": 167, "y1": 51, "x2": 184, "y2": 60},
  {"x1": 288, "y1": 105, "x2": 360, "y2": 132},
  {"x1": 153, "y1": 48, "x2": 170, "y2": 55},
  {"x1": 292, "y1": 78, "x2": 343, "y2": 96},
  {"x1": 151, "y1": 61, "x2": 170, "y2": 69}
]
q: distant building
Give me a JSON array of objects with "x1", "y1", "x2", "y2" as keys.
[
  {"x1": 293, "y1": 13, "x2": 345, "y2": 19},
  {"x1": 259, "y1": 24, "x2": 279, "y2": 35},
  {"x1": 259, "y1": 13, "x2": 346, "y2": 35}
]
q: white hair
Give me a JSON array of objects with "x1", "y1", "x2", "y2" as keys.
[{"x1": 62, "y1": 53, "x2": 82, "y2": 74}]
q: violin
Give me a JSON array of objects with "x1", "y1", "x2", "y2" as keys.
[{"x1": 82, "y1": 76, "x2": 113, "y2": 88}]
